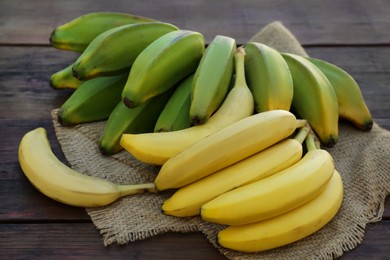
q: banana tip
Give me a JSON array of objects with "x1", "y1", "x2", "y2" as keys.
[{"x1": 123, "y1": 97, "x2": 135, "y2": 108}]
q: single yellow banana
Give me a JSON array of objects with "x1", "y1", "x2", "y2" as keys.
[
  {"x1": 190, "y1": 35, "x2": 236, "y2": 125},
  {"x1": 162, "y1": 124, "x2": 309, "y2": 217},
  {"x1": 154, "y1": 74, "x2": 193, "y2": 132},
  {"x1": 122, "y1": 30, "x2": 205, "y2": 108},
  {"x1": 120, "y1": 47, "x2": 254, "y2": 165},
  {"x1": 218, "y1": 169, "x2": 343, "y2": 252},
  {"x1": 50, "y1": 12, "x2": 157, "y2": 52},
  {"x1": 72, "y1": 22, "x2": 179, "y2": 80},
  {"x1": 282, "y1": 53, "x2": 339, "y2": 147},
  {"x1": 307, "y1": 57, "x2": 373, "y2": 131},
  {"x1": 155, "y1": 110, "x2": 304, "y2": 191},
  {"x1": 50, "y1": 63, "x2": 84, "y2": 89},
  {"x1": 18, "y1": 128, "x2": 156, "y2": 208},
  {"x1": 200, "y1": 133, "x2": 334, "y2": 225},
  {"x1": 244, "y1": 42, "x2": 293, "y2": 112}
]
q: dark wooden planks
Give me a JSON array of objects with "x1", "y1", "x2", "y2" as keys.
[{"x1": 0, "y1": 0, "x2": 389, "y2": 45}]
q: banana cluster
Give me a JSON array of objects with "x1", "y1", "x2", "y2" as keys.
[{"x1": 18, "y1": 12, "x2": 375, "y2": 253}]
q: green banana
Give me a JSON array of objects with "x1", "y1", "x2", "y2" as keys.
[
  {"x1": 50, "y1": 63, "x2": 83, "y2": 89},
  {"x1": 190, "y1": 35, "x2": 236, "y2": 125},
  {"x1": 244, "y1": 42, "x2": 294, "y2": 112},
  {"x1": 307, "y1": 57, "x2": 373, "y2": 131},
  {"x1": 154, "y1": 75, "x2": 193, "y2": 132},
  {"x1": 282, "y1": 53, "x2": 339, "y2": 147},
  {"x1": 50, "y1": 12, "x2": 158, "y2": 52},
  {"x1": 58, "y1": 74, "x2": 128, "y2": 126},
  {"x1": 99, "y1": 89, "x2": 174, "y2": 155},
  {"x1": 72, "y1": 22, "x2": 179, "y2": 80},
  {"x1": 122, "y1": 30, "x2": 205, "y2": 108}
]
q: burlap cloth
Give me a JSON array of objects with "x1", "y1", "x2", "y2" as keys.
[{"x1": 51, "y1": 21, "x2": 390, "y2": 259}]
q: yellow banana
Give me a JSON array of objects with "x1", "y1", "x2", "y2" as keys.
[
  {"x1": 282, "y1": 53, "x2": 339, "y2": 147},
  {"x1": 122, "y1": 30, "x2": 205, "y2": 108},
  {"x1": 120, "y1": 47, "x2": 254, "y2": 165},
  {"x1": 58, "y1": 74, "x2": 128, "y2": 126},
  {"x1": 190, "y1": 35, "x2": 236, "y2": 125},
  {"x1": 50, "y1": 12, "x2": 157, "y2": 52},
  {"x1": 162, "y1": 124, "x2": 310, "y2": 217},
  {"x1": 217, "y1": 169, "x2": 343, "y2": 252},
  {"x1": 18, "y1": 128, "x2": 156, "y2": 208},
  {"x1": 72, "y1": 22, "x2": 179, "y2": 80},
  {"x1": 50, "y1": 63, "x2": 83, "y2": 89},
  {"x1": 200, "y1": 133, "x2": 334, "y2": 225},
  {"x1": 99, "y1": 89, "x2": 173, "y2": 155},
  {"x1": 155, "y1": 110, "x2": 303, "y2": 191},
  {"x1": 244, "y1": 42, "x2": 293, "y2": 112},
  {"x1": 154, "y1": 74, "x2": 193, "y2": 132},
  {"x1": 307, "y1": 57, "x2": 373, "y2": 131}
]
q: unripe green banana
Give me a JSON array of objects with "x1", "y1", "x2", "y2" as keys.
[
  {"x1": 72, "y1": 22, "x2": 179, "y2": 80},
  {"x1": 282, "y1": 53, "x2": 339, "y2": 147},
  {"x1": 58, "y1": 74, "x2": 128, "y2": 126},
  {"x1": 244, "y1": 42, "x2": 293, "y2": 112},
  {"x1": 190, "y1": 35, "x2": 236, "y2": 125},
  {"x1": 50, "y1": 63, "x2": 83, "y2": 89},
  {"x1": 50, "y1": 12, "x2": 157, "y2": 52},
  {"x1": 122, "y1": 30, "x2": 205, "y2": 108},
  {"x1": 99, "y1": 89, "x2": 173, "y2": 155},
  {"x1": 306, "y1": 57, "x2": 373, "y2": 131},
  {"x1": 154, "y1": 74, "x2": 193, "y2": 132}
]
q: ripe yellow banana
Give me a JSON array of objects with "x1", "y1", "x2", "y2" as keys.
[
  {"x1": 155, "y1": 110, "x2": 303, "y2": 191},
  {"x1": 190, "y1": 35, "x2": 236, "y2": 125},
  {"x1": 122, "y1": 30, "x2": 205, "y2": 108},
  {"x1": 307, "y1": 57, "x2": 373, "y2": 131},
  {"x1": 18, "y1": 128, "x2": 156, "y2": 207},
  {"x1": 72, "y1": 22, "x2": 179, "y2": 80},
  {"x1": 162, "y1": 125, "x2": 309, "y2": 217},
  {"x1": 58, "y1": 74, "x2": 128, "y2": 126},
  {"x1": 50, "y1": 63, "x2": 83, "y2": 89},
  {"x1": 244, "y1": 42, "x2": 293, "y2": 112},
  {"x1": 120, "y1": 47, "x2": 254, "y2": 165},
  {"x1": 200, "y1": 133, "x2": 334, "y2": 225},
  {"x1": 99, "y1": 89, "x2": 173, "y2": 155},
  {"x1": 50, "y1": 12, "x2": 157, "y2": 52},
  {"x1": 154, "y1": 74, "x2": 193, "y2": 132},
  {"x1": 217, "y1": 169, "x2": 343, "y2": 252},
  {"x1": 282, "y1": 53, "x2": 339, "y2": 147}
]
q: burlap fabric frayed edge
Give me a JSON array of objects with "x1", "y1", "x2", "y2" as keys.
[{"x1": 51, "y1": 21, "x2": 390, "y2": 259}]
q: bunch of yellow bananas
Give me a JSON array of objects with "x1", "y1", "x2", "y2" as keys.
[{"x1": 18, "y1": 12, "x2": 375, "y2": 253}]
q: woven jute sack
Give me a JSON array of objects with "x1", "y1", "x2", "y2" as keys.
[{"x1": 52, "y1": 21, "x2": 390, "y2": 259}]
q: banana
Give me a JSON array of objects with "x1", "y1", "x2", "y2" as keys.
[
  {"x1": 154, "y1": 74, "x2": 193, "y2": 132},
  {"x1": 50, "y1": 12, "x2": 157, "y2": 52},
  {"x1": 122, "y1": 30, "x2": 205, "y2": 108},
  {"x1": 18, "y1": 127, "x2": 157, "y2": 207},
  {"x1": 282, "y1": 53, "x2": 339, "y2": 147},
  {"x1": 120, "y1": 47, "x2": 254, "y2": 165},
  {"x1": 58, "y1": 74, "x2": 128, "y2": 126},
  {"x1": 200, "y1": 133, "x2": 334, "y2": 225},
  {"x1": 306, "y1": 57, "x2": 373, "y2": 131},
  {"x1": 50, "y1": 63, "x2": 84, "y2": 89},
  {"x1": 244, "y1": 42, "x2": 294, "y2": 112},
  {"x1": 217, "y1": 169, "x2": 343, "y2": 252},
  {"x1": 99, "y1": 89, "x2": 173, "y2": 155},
  {"x1": 155, "y1": 110, "x2": 305, "y2": 191},
  {"x1": 190, "y1": 35, "x2": 236, "y2": 125},
  {"x1": 162, "y1": 124, "x2": 310, "y2": 217},
  {"x1": 72, "y1": 22, "x2": 179, "y2": 80}
]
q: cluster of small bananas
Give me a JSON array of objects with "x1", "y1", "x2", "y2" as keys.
[{"x1": 19, "y1": 12, "x2": 375, "y2": 253}]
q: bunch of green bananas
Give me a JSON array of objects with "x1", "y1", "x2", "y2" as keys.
[{"x1": 18, "y1": 11, "x2": 375, "y2": 253}]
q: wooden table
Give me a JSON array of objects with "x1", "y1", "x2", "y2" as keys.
[{"x1": 1, "y1": 0, "x2": 389, "y2": 258}]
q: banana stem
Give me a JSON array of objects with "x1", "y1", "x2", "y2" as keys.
[
  {"x1": 295, "y1": 119, "x2": 307, "y2": 128},
  {"x1": 117, "y1": 183, "x2": 158, "y2": 197},
  {"x1": 234, "y1": 46, "x2": 248, "y2": 88},
  {"x1": 305, "y1": 133, "x2": 318, "y2": 152},
  {"x1": 293, "y1": 124, "x2": 311, "y2": 144}
]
